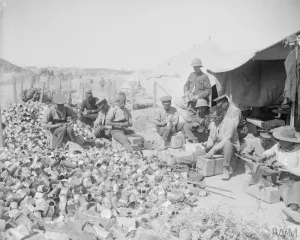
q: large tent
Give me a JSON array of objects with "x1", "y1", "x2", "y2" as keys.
[
  {"x1": 208, "y1": 29, "x2": 300, "y2": 112},
  {"x1": 141, "y1": 39, "x2": 226, "y2": 105}
]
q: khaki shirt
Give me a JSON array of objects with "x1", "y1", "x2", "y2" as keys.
[
  {"x1": 184, "y1": 72, "x2": 211, "y2": 101},
  {"x1": 154, "y1": 106, "x2": 179, "y2": 126},
  {"x1": 106, "y1": 105, "x2": 132, "y2": 131},
  {"x1": 207, "y1": 118, "x2": 240, "y2": 152},
  {"x1": 41, "y1": 105, "x2": 77, "y2": 133},
  {"x1": 42, "y1": 105, "x2": 77, "y2": 123}
]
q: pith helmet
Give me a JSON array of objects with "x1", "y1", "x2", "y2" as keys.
[{"x1": 190, "y1": 58, "x2": 203, "y2": 67}]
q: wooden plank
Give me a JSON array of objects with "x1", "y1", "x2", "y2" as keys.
[
  {"x1": 0, "y1": 106, "x2": 3, "y2": 148},
  {"x1": 40, "y1": 82, "x2": 44, "y2": 103},
  {"x1": 130, "y1": 85, "x2": 134, "y2": 112},
  {"x1": 20, "y1": 75, "x2": 23, "y2": 93},
  {"x1": 153, "y1": 81, "x2": 156, "y2": 108},
  {"x1": 68, "y1": 78, "x2": 72, "y2": 105},
  {"x1": 107, "y1": 80, "x2": 112, "y2": 105},
  {"x1": 13, "y1": 77, "x2": 17, "y2": 103}
]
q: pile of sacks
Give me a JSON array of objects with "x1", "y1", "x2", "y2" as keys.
[{"x1": 0, "y1": 101, "x2": 209, "y2": 239}]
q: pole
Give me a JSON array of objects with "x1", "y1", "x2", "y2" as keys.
[
  {"x1": 130, "y1": 85, "x2": 134, "y2": 112},
  {"x1": 107, "y1": 80, "x2": 112, "y2": 105},
  {"x1": 68, "y1": 77, "x2": 72, "y2": 105},
  {"x1": 59, "y1": 76, "x2": 62, "y2": 94},
  {"x1": 40, "y1": 82, "x2": 44, "y2": 103},
  {"x1": 290, "y1": 101, "x2": 295, "y2": 127},
  {"x1": 81, "y1": 85, "x2": 85, "y2": 102},
  {"x1": 153, "y1": 81, "x2": 156, "y2": 108},
  {"x1": 13, "y1": 77, "x2": 17, "y2": 103},
  {"x1": 0, "y1": 106, "x2": 3, "y2": 148},
  {"x1": 47, "y1": 75, "x2": 50, "y2": 90},
  {"x1": 20, "y1": 75, "x2": 23, "y2": 94},
  {"x1": 112, "y1": 79, "x2": 116, "y2": 101}
]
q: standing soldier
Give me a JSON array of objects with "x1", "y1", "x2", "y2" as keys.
[{"x1": 183, "y1": 58, "x2": 212, "y2": 107}]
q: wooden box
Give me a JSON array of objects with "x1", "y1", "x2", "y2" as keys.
[
  {"x1": 112, "y1": 138, "x2": 143, "y2": 151},
  {"x1": 196, "y1": 156, "x2": 224, "y2": 177},
  {"x1": 214, "y1": 157, "x2": 224, "y2": 175},
  {"x1": 128, "y1": 137, "x2": 143, "y2": 145},
  {"x1": 246, "y1": 185, "x2": 280, "y2": 204},
  {"x1": 196, "y1": 157, "x2": 216, "y2": 177},
  {"x1": 170, "y1": 134, "x2": 185, "y2": 149}
]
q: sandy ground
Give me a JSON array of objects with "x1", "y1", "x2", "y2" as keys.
[{"x1": 132, "y1": 108, "x2": 297, "y2": 230}]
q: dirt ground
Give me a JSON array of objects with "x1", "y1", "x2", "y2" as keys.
[{"x1": 132, "y1": 108, "x2": 298, "y2": 230}]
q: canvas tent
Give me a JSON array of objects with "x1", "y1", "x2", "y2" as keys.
[
  {"x1": 208, "y1": 30, "x2": 300, "y2": 112},
  {"x1": 141, "y1": 39, "x2": 226, "y2": 105},
  {"x1": 121, "y1": 71, "x2": 142, "y2": 91}
]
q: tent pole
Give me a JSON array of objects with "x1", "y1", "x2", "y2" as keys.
[
  {"x1": 153, "y1": 81, "x2": 156, "y2": 108},
  {"x1": 290, "y1": 101, "x2": 295, "y2": 127}
]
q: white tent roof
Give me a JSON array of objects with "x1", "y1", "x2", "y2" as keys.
[{"x1": 140, "y1": 39, "x2": 225, "y2": 103}]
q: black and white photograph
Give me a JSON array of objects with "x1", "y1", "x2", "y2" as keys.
[{"x1": 0, "y1": 0, "x2": 300, "y2": 239}]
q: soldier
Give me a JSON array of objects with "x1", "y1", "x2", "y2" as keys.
[
  {"x1": 183, "y1": 99, "x2": 210, "y2": 143},
  {"x1": 154, "y1": 96, "x2": 184, "y2": 150},
  {"x1": 106, "y1": 92, "x2": 143, "y2": 152},
  {"x1": 79, "y1": 90, "x2": 100, "y2": 126},
  {"x1": 183, "y1": 58, "x2": 212, "y2": 107},
  {"x1": 41, "y1": 93, "x2": 80, "y2": 149},
  {"x1": 93, "y1": 98, "x2": 111, "y2": 139}
]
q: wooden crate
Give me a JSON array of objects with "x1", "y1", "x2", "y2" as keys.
[
  {"x1": 196, "y1": 156, "x2": 224, "y2": 177},
  {"x1": 246, "y1": 185, "x2": 280, "y2": 204}
]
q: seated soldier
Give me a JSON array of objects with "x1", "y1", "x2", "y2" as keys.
[
  {"x1": 214, "y1": 95, "x2": 248, "y2": 140},
  {"x1": 261, "y1": 126, "x2": 300, "y2": 223},
  {"x1": 106, "y1": 92, "x2": 143, "y2": 152},
  {"x1": 154, "y1": 96, "x2": 184, "y2": 150},
  {"x1": 242, "y1": 131, "x2": 276, "y2": 162},
  {"x1": 203, "y1": 105, "x2": 240, "y2": 180},
  {"x1": 79, "y1": 90, "x2": 100, "y2": 126},
  {"x1": 183, "y1": 99, "x2": 210, "y2": 143},
  {"x1": 93, "y1": 98, "x2": 111, "y2": 139},
  {"x1": 41, "y1": 94, "x2": 81, "y2": 149}
]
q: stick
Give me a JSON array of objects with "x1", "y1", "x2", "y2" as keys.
[
  {"x1": 40, "y1": 82, "x2": 44, "y2": 103},
  {"x1": 107, "y1": 80, "x2": 112, "y2": 105},
  {"x1": 68, "y1": 77, "x2": 72, "y2": 105},
  {"x1": 187, "y1": 180, "x2": 233, "y2": 193},
  {"x1": 0, "y1": 107, "x2": 3, "y2": 148},
  {"x1": 59, "y1": 76, "x2": 62, "y2": 94},
  {"x1": 153, "y1": 81, "x2": 156, "y2": 108},
  {"x1": 13, "y1": 77, "x2": 17, "y2": 103},
  {"x1": 130, "y1": 85, "x2": 134, "y2": 112},
  {"x1": 206, "y1": 189, "x2": 236, "y2": 200},
  {"x1": 20, "y1": 75, "x2": 23, "y2": 93}
]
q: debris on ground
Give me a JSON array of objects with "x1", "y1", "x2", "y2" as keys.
[{"x1": 0, "y1": 101, "x2": 290, "y2": 239}]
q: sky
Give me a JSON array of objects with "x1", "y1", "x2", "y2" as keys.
[{"x1": 0, "y1": 0, "x2": 300, "y2": 70}]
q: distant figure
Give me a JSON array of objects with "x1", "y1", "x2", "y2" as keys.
[
  {"x1": 183, "y1": 99, "x2": 210, "y2": 143},
  {"x1": 183, "y1": 58, "x2": 212, "y2": 107},
  {"x1": 79, "y1": 90, "x2": 100, "y2": 126},
  {"x1": 106, "y1": 92, "x2": 143, "y2": 152},
  {"x1": 154, "y1": 96, "x2": 184, "y2": 150},
  {"x1": 93, "y1": 98, "x2": 111, "y2": 139},
  {"x1": 41, "y1": 94, "x2": 79, "y2": 149}
]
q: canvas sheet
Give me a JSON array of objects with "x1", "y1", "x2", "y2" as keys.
[{"x1": 213, "y1": 60, "x2": 286, "y2": 111}]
